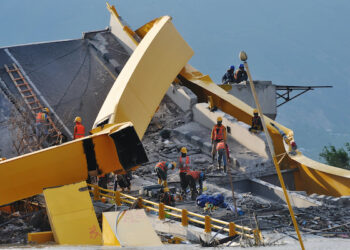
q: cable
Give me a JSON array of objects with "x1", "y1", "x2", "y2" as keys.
[
  {"x1": 25, "y1": 44, "x2": 84, "y2": 76},
  {"x1": 53, "y1": 46, "x2": 89, "y2": 109},
  {"x1": 78, "y1": 47, "x2": 92, "y2": 111}
]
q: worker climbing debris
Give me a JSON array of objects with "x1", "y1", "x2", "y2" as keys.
[
  {"x1": 249, "y1": 109, "x2": 263, "y2": 133},
  {"x1": 221, "y1": 66, "x2": 236, "y2": 84},
  {"x1": 211, "y1": 116, "x2": 227, "y2": 164},
  {"x1": 114, "y1": 172, "x2": 132, "y2": 192},
  {"x1": 178, "y1": 147, "x2": 191, "y2": 195},
  {"x1": 154, "y1": 161, "x2": 176, "y2": 188},
  {"x1": 234, "y1": 64, "x2": 248, "y2": 83},
  {"x1": 35, "y1": 107, "x2": 49, "y2": 146},
  {"x1": 73, "y1": 116, "x2": 85, "y2": 139},
  {"x1": 185, "y1": 170, "x2": 205, "y2": 200}
]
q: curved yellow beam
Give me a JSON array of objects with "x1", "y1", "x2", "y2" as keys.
[
  {"x1": 179, "y1": 64, "x2": 350, "y2": 196},
  {"x1": 0, "y1": 122, "x2": 147, "y2": 205},
  {"x1": 130, "y1": 15, "x2": 350, "y2": 196},
  {"x1": 93, "y1": 15, "x2": 194, "y2": 139}
]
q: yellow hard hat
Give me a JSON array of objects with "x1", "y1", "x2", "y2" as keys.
[
  {"x1": 74, "y1": 116, "x2": 82, "y2": 123},
  {"x1": 253, "y1": 109, "x2": 258, "y2": 114},
  {"x1": 43, "y1": 108, "x2": 49, "y2": 113},
  {"x1": 164, "y1": 187, "x2": 170, "y2": 193},
  {"x1": 180, "y1": 147, "x2": 187, "y2": 154},
  {"x1": 170, "y1": 161, "x2": 177, "y2": 169},
  {"x1": 217, "y1": 116, "x2": 223, "y2": 122}
]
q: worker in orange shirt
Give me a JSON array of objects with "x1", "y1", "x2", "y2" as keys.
[
  {"x1": 216, "y1": 140, "x2": 230, "y2": 172},
  {"x1": 185, "y1": 170, "x2": 205, "y2": 200},
  {"x1": 73, "y1": 116, "x2": 85, "y2": 139},
  {"x1": 178, "y1": 147, "x2": 191, "y2": 194},
  {"x1": 211, "y1": 116, "x2": 227, "y2": 164}
]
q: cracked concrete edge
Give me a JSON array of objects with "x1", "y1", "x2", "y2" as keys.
[
  {"x1": 166, "y1": 85, "x2": 198, "y2": 112},
  {"x1": 250, "y1": 178, "x2": 323, "y2": 208}
]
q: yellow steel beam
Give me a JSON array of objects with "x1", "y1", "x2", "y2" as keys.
[
  {"x1": 43, "y1": 181, "x2": 102, "y2": 245},
  {"x1": 0, "y1": 122, "x2": 147, "y2": 206},
  {"x1": 130, "y1": 14, "x2": 350, "y2": 196},
  {"x1": 93, "y1": 15, "x2": 194, "y2": 139},
  {"x1": 243, "y1": 56, "x2": 305, "y2": 250}
]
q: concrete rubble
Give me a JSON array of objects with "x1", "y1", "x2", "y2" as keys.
[{"x1": 1, "y1": 93, "x2": 350, "y2": 247}]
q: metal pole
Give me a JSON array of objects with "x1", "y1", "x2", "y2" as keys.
[
  {"x1": 240, "y1": 51, "x2": 305, "y2": 250},
  {"x1": 227, "y1": 158, "x2": 238, "y2": 215}
]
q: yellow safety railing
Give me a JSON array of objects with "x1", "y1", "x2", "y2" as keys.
[{"x1": 87, "y1": 184, "x2": 262, "y2": 243}]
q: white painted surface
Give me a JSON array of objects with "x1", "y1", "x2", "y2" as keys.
[
  {"x1": 109, "y1": 14, "x2": 137, "y2": 55},
  {"x1": 166, "y1": 86, "x2": 197, "y2": 112}
]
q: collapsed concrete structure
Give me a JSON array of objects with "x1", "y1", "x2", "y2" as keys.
[{"x1": 0, "y1": 3, "x2": 350, "y2": 249}]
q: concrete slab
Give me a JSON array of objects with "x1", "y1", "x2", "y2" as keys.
[
  {"x1": 166, "y1": 86, "x2": 198, "y2": 112},
  {"x1": 103, "y1": 210, "x2": 162, "y2": 247},
  {"x1": 227, "y1": 81, "x2": 276, "y2": 119},
  {"x1": 192, "y1": 103, "x2": 268, "y2": 158}
]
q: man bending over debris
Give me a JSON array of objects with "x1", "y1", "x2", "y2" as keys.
[
  {"x1": 186, "y1": 171, "x2": 205, "y2": 200},
  {"x1": 154, "y1": 161, "x2": 176, "y2": 188},
  {"x1": 178, "y1": 147, "x2": 191, "y2": 195}
]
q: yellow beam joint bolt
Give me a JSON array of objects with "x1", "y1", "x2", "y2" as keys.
[
  {"x1": 181, "y1": 209, "x2": 188, "y2": 227},
  {"x1": 229, "y1": 222, "x2": 236, "y2": 236},
  {"x1": 114, "y1": 191, "x2": 121, "y2": 206},
  {"x1": 208, "y1": 96, "x2": 214, "y2": 111},
  {"x1": 204, "y1": 215, "x2": 211, "y2": 233},
  {"x1": 93, "y1": 185, "x2": 100, "y2": 201},
  {"x1": 159, "y1": 203, "x2": 165, "y2": 220}
]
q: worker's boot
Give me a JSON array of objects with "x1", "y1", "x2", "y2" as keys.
[
  {"x1": 163, "y1": 181, "x2": 168, "y2": 188},
  {"x1": 158, "y1": 178, "x2": 162, "y2": 185}
]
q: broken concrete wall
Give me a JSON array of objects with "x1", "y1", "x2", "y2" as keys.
[
  {"x1": 166, "y1": 85, "x2": 197, "y2": 112},
  {"x1": 227, "y1": 81, "x2": 276, "y2": 119}
]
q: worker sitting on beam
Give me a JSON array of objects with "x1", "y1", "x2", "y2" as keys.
[{"x1": 249, "y1": 109, "x2": 263, "y2": 133}]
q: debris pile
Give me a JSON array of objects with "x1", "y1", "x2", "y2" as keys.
[{"x1": 0, "y1": 210, "x2": 50, "y2": 244}]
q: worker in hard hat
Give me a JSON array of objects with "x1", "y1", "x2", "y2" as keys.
[
  {"x1": 216, "y1": 139, "x2": 230, "y2": 172},
  {"x1": 73, "y1": 116, "x2": 85, "y2": 139},
  {"x1": 185, "y1": 171, "x2": 206, "y2": 200},
  {"x1": 249, "y1": 109, "x2": 263, "y2": 133},
  {"x1": 222, "y1": 65, "x2": 236, "y2": 84},
  {"x1": 234, "y1": 64, "x2": 248, "y2": 83},
  {"x1": 178, "y1": 147, "x2": 191, "y2": 194},
  {"x1": 154, "y1": 161, "x2": 176, "y2": 188},
  {"x1": 35, "y1": 108, "x2": 49, "y2": 144},
  {"x1": 211, "y1": 116, "x2": 227, "y2": 164}
]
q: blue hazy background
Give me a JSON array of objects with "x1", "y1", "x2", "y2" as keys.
[{"x1": 1, "y1": 0, "x2": 349, "y2": 161}]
